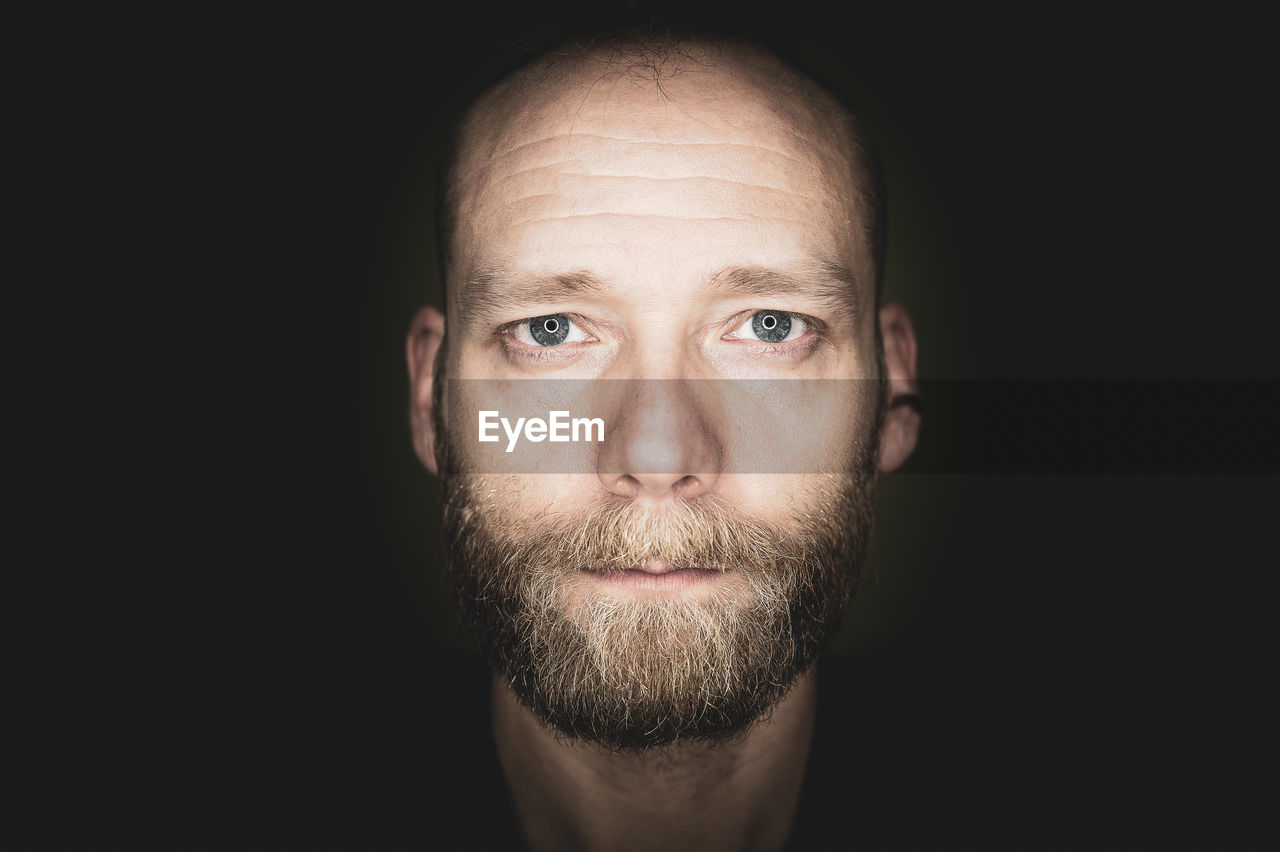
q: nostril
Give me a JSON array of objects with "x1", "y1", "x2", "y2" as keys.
[
  {"x1": 613, "y1": 473, "x2": 644, "y2": 498},
  {"x1": 671, "y1": 475, "x2": 705, "y2": 499}
]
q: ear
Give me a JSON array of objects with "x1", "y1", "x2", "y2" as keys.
[
  {"x1": 406, "y1": 305, "x2": 446, "y2": 476},
  {"x1": 877, "y1": 301, "x2": 921, "y2": 472}
]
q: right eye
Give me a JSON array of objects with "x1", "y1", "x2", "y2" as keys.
[
  {"x1": 511, "y1": 314, "x2": 588, "y2": 347},
  {"x1": 724, "y1": 310, "x2": 807, "y2": 344}
]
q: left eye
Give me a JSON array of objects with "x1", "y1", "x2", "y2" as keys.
[
  {"x1": 729, "y1": 310, "x2": 806, "y2": 343},
  {"x1": 511, "y1": 313, "x2": 590, "y2": 347}
]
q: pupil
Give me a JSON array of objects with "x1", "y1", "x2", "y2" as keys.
[
  {"x1": 530, "y1": 313, "x2": 571, "y2": 346},
  {"x1": 751, "y1": 311, "x2": 791, "y2": 343}
]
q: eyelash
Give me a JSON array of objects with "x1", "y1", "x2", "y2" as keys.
[
  {"x1": 723, "y1": 311, "x2": 829, "y2": 362},
  {"x1": 497, "y1": 314, "x2": 594, "y2": 363}
]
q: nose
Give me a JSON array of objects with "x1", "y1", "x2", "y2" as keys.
[{"x1": 596, "y1": 380, "x2": 722, "y2": 501}]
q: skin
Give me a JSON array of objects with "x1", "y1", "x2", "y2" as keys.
[{"x1": 407, "y1": 45, "x2": 920, "y2": 851}]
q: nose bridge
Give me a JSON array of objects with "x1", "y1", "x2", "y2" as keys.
[
  {"x1": 596, "y1": 378, "x2": 722, "y2": 500},
  {"x1": 627, "y1": 335, "x2": 696, "y2": 382},
  {"x1": 615, "y1": 297, "x2": 709, "y2": 381}
]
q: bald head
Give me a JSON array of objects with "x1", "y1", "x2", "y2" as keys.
[{"x1": 436, "y1": 33, "x2": 885, "y2": 301}]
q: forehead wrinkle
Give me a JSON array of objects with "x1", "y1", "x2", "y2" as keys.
[
  {"x1": 488, "y1": 133, "x2": 824, "y2": 173},
  {"x1": 497, "y1": 193, "x2": 819, "y2": 216},
  {"x1": 451, "y1": 45, "x2": 880, "y2": 299},
  {"x1": 488, "y1": 174, "x2": 814, "y2": 205},
  {"x1": 504, "y1": 213, "x2": 824, "y2": 231},
  {"x1": 458, "y1": 136, "x2": 838, "y2": 248}
]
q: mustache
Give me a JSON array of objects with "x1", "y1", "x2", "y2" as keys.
[{"x1": 445, "y1": 480, "x2": 863, "y2": 580}]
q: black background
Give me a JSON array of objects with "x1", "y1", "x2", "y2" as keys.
[{"x1": 13, "y1": 1, "x2": 1278, "y2": 842}]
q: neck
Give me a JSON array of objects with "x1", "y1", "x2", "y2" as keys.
[{"x1": 491, "y1": 669, "x2": 818, "y2": 852}]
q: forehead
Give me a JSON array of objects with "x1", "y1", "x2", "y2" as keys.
[{"x1": 450, "y1": 53, "x2": 869, "y2": 299}]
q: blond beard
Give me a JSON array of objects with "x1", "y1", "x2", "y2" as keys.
[{"x1": 441, "y1": 471, "x2": 876, "y2": 751}]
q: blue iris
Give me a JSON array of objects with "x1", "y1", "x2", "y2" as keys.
[
  {"x1": 751, "y1": 311, "x2": 791, "y2": 342},
  {"x1": 529, "y1": 314, "x2": 571, "y2": 346}
]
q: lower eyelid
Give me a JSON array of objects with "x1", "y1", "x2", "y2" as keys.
[
  {"x1": 500, "y1": 334, "x2": 593, "y2": 361},
  {"x1": 753, "y1": 335, "x2": 822, "y2": 358},
  {"x1": 502, "y1": 342, "x2": 569, "y2": 362}
]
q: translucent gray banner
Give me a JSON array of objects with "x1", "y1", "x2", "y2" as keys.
[
  {"x1": 442, "y1": 379, "x2": 884, "y2": 475},
  {"x1": 437, "y1": 379, "x2": 1280, "y2": 474}
]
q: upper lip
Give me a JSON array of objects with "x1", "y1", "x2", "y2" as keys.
[{"x1": 631, "y1": 560, "x2": 677, "y2": 575}]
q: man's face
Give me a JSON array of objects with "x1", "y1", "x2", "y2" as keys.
[{"x1": 416, "y1": 55, "x2": 904, "y2": 749}]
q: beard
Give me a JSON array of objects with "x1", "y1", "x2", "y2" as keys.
[{"x1": 440, "y1": 469, "x2": 877, "y2": 751}]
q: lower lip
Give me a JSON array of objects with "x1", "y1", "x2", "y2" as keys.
[{"x1": 589, "y1": 567, "x2": 724, "y2": 591}]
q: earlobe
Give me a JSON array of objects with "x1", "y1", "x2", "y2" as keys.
[
  {"x1": 406, "y1": 305, "x2": 446, "y2": 476},
  {"x1": 877, "y1": 301, "x2": 921, "y2": 472}
]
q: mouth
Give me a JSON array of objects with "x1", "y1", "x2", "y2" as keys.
[{"x1": 583, "y1": 559, "x2": 725, "y2": 592}]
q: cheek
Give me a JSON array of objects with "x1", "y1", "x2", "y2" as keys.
[
  {"x1": 461, "y1": 474, "x2": 608, "y2": 520},
  {"x1": 714, "y1": 474, "x2": 845, "y2": 524},
  {"x1": 718, "y1": 379, "x2": 878, "y2": 476}
]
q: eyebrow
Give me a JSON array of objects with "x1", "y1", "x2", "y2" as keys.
[
  {"x1": 456, "y1": 259, "x2": 861, "y2": 326},
  {"x1": 705, "y1": 262, "x2": 861, "y2": 318},
  {"x1": 457, "y1": 266, "x2": 606, "y2": 326}
]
